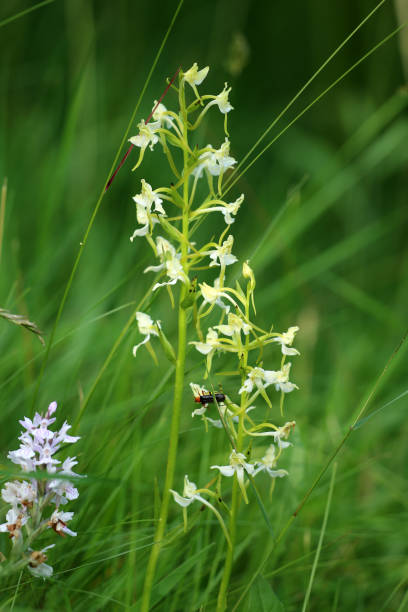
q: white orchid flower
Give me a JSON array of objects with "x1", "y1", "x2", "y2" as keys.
[
  {"x1": 273, "y1": 363, "x2": 298, "y2": 393},
  {"x1": 239, "y1": 367, "x2": 271, "y2": 394},
  {"x1": 273, "y1": 326, "x2": 300, "y2": 356},
  {"x1": 212, "y1": 82, "x2": 233, "y2": 114},
  {"x1": 152, "y1": 254, "x2": 188, "y2": 291},
  {"x1": 191, "y1": 328, "x2": 220, "y2": 356},
  {"x1": 199, "y1": 278, "x2": 239, "y2": 312},
  {"x1": 129, "y1": 119, "x2": 160, "y2": 152},
  {"x1": 214, "y1": 313, "x2": 251, "y2": 338},
  {"x1": 183, "y1": 63, "x2": 209, "y2": 90},
  {"x1": 156, "y1": 236, "x2": 176, "y2": 256},
  {"x1": 253, "y1": 445, "x2": 289, "y2": 478},
  {"x1": 140, "y1": 235, "x2": 186, "y2": 293},
  {"x1": 211, "y1": 450, "x2": 255, "y2": 503},
  {"x1": 249, "y1": 421, "x2": 296, "y2": 445},
  {"x1": 129, "y1": 120, "x2": 162, "y2": 169},
  {"x1": 130, "y1": 203, "x2": 151, "y2": 240},
  {"x1": 270, "y1": 421, "x2": 296, "y2": 448},
  {"x1": 132, "y1": 179, "x2": 166, "y2": 215},
  {"x1": 152, "y1": 101, "x2": 174, "y2": 128},
  {"x1": 192, "y1": 139, "x2": 236, "y2": 178},
  {"x1": 207, "y1": 235, "x2": 238, "y2": 267},
  {"x1": 170, "y1": 475, "x2": 231, "y2": 546},
  {"x1": 218, "y1": 194, "x2": 244, "y2": 224},
  {"x1": 191, "y1": 147, "x2": 214, "y2": 178},
  {"x1": 198, "y1": 194, "x2": 244, "y2": 225},
  {"x1": 190, "y1": 328, "x2": 222, "y2": 374},
  {"x1": 130, "y1": 180, "x2": 166, "y2": 241},
  {"x1": 239, "y1": 364, "x2": 298, "y2": 395},
  {"x1": 207, "y1": 139, "x2": 236, "y2": 176},
  {"x1": 170, "y1": 475, "x2": 205, "y2": 508},
  {"x1": 144, "y1": 236, "x2": 177, "y2": 274},
  {"x1": 132, "y1": 312, "x2": 160, "y2": 356}
]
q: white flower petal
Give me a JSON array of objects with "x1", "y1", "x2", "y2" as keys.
[
  {"x1": 211, "y1": 464, "x2": 235, "y2": 477},
  {"x1": 132, "y1": 334, "x2": 150, "y2": 357},
  {"x1": 170, "y1": 489, "x2": 195, "y2": 507}
]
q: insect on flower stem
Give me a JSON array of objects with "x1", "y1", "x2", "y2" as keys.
[
  {"x1": 105, "y1": 65, "x2": 182, "y2": 191},
  {"x1": 194, "y1": 392, "x2": 226, "y2": 404}
]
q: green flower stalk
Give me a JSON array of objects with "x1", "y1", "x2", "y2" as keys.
[{"x1": 127, "y1": 63, "x2": 300, "y2": 611}]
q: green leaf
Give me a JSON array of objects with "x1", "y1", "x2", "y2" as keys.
[
  {"x1": 148, "y1": 543, "x2": 215, "y2": 607},
  {"x1": 244, "y1": 575, "x2": 285, "y2": 612}
]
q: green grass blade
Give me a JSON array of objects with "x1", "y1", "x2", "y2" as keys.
[
  {"x1": 0, "y1": 0, "x2": 54, "y2": 28},
  {"x1": 224, "y1": 0, "x2": 388, "y2": 190},
  {"x1": 301, "y1": 463, "x2": 337, "y2": 612},
  {"x1": 353, "y1": 388, "x2": 408, "y2": 430},
  {"x1": 223, "y1": 22, "x2": 406, "y2": 197}
]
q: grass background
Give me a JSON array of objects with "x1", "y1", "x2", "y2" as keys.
[{"x1": 0, "y1": 0, "x2": 407, "y2": 609}]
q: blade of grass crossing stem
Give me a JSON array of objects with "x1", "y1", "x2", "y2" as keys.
[
  {"x1": 396, "y1": 590, "x2": 408, "y2": 612},
  {"x1": 331, "y1": 582, "x2": 341, "y2": 612},
  {"x1": 0, "y1": 0, "x2": 54, "y2": 28},
  {"x1": 9, "y1": 570, "x2": 23, "y2": 611},
  {"x1": 380, "y1": 576, "x2": 408, "y2": 611},
  {"x1": 232, "y1": 330, "x2": 408, "y2": 611},
  {"x1": 353, "y1": 388, "x2": 408, "y2": 430},
  {"x1": 246, "y1": 473, "x2": 275, "y2": 537},
  {"x1": 31, "y1": 0, "x2": 184, "y2": 413},
  {"x1": 265, "y1": 534, "x2": 346, "y2": 579},
  {"x1": 223, "y1": 0, "x2": 388, "y2": 190},
  {"x1": 301, "y1": 463, "x2": 337, "y2": 612},
  {"x1": 222, "y1": 23, "x2": 406, "y2": 198}
]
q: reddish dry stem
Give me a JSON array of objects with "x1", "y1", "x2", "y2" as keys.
[{"x1": 105, "y1": 65, "x2": 182, "y2": 191}]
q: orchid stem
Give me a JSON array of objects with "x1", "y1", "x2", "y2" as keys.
[{"x1": 140, "y1": 72, "x2": 190, "y2": 612}]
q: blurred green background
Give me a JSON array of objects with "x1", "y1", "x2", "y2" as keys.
[{"x1": 0, "y1": 0, "x2": 407, "y2": 610}]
